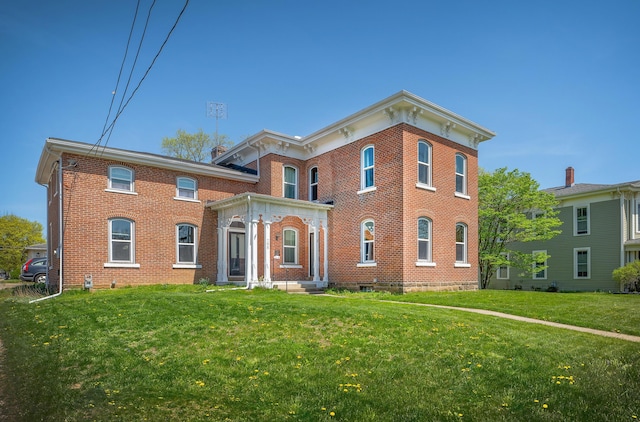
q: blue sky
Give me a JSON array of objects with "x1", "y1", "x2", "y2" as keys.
[{"x1": 1, "y1": 0, "x2": 639, "y2": 232}]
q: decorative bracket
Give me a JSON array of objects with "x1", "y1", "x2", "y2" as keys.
[
  {"x1": 304, "y1": 143, "x2": 317, "y2": 154},
  {"x1": 407, "y1": 106, "x2": 423, "y2": 124},
  {"x1": 440, "y1": 121, "x2": 456, "y2": 138},
  {"x1": 277, "y1": 141, "x2": 290, "y2": 153},
  {"x1": 383, "y1": 107, "x2": 398, "y2": 124},
  {"x1": 338, "y1": 126, "x2": 354, "y2": 142},
  {"x1": 468, "y1": 133, "x2": 483, "y2": 148},
  {"x1": 232, "y1": 153, "x2": 243, "y2": 162}
]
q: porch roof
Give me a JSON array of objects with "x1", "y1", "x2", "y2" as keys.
[{"x1": 205, "y1": 192, "x2": 334, "y2": 212}]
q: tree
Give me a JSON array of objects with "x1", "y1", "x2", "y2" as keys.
[
  {"x1": 0, "y1": 214, "x2": 46, "y2": 276},
  {"x1": 161, "y1": 129, "x2": 233, "y2": 162},
  {"x1": 478, "y1": 168, "x2": 562, "y2": 289},
  {"x1": 612, "y1": 261, "x2": 640, "y2": 292}
]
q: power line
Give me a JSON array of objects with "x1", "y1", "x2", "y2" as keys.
[{"x1": 95, "y1": 0, "x2": 190, "y2": 151}]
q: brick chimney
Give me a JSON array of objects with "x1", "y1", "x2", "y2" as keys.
[
  {"x1": 211, "y1": 145, "x2": 227, "y2": 161},
  {"x1": 565, "y1": 167, "x2": 575, "y2": 187}
]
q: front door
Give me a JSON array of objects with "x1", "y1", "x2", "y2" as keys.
[{"x1": 228, "y1": 231, "x2": 245, "y2": 277}]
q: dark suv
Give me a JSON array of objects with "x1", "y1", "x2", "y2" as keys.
[{"x1": 20, "y1": 257, "x2": 48, "y2": 283}]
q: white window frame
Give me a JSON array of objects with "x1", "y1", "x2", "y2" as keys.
[
  {"x1": 496, "y1": 252, "x2": 509, "y2": 279},
  {"x1": 359, "y1": 219, "x2": 376, "y2": 265},
  {"x1": 416, "y1": 217, "x2": 434, "y2": 266},
  {"x1": 174, "y1": 224, "x2": 200, "y2": 268},
  {"x1": 574, "y1": 247, "x2": 590, "y2": 279},
  {"x1": 359, "y1": 145, "x2": 376, "y2": 193},
  {"x1": 635, "y1": 201, "x2": 640, "y2": 233},
  {"x1": 309, "y1": 166, "x2": 318, "y2": 201},
  {"x1": 282, "y1": 228, "x2": 299, "y2": 265},
  {"x1": 455, "y1": 223, "x2": 469, "y2": 266},
  {"x1": 574, "y1": 205, "x2": 590, "y2": 236},
  {"x1": 106, "y1": 218, "x2": 138, "y2": 267},
  {"x1": 416, "y1": 140, "x2": 435, "y2": 191},
  {"x1": 454, "y1": 153, "x2": 469, "y2": 199},
  {"x1": 107, "y1": 166, "x2": 135, "y2": 193},
  {"x1": 176, "y1": 177, "x2": 198, "y2": 201},
  {"x1": 532, "y1": 250, "x2": 547, "y2": 280},
  {"x1": 283, "y1": 165, "x2": 298, "y2": 199}
]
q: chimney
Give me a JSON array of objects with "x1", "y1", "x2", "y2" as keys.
[
  {"x1": 565, "y1": 167, "x2": 575, "y2": 187},
  {"x1": 211, "y1": 145, "x2": 227, "y2": 161}
]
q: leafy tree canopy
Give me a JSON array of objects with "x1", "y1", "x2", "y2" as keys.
[
  {"x1": 0, "y1": 214, "x2": 45, "y2": 275},
  {"x1": 478, "y1": 167, "x2": 562, "y2": 289},
  {"x1": 161, "y1": 129, "x2": 233, "y2": 162}
]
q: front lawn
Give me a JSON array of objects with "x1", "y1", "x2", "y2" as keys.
[{"x1": 0, "y1": 286, "x2": 638, "y2": 421}]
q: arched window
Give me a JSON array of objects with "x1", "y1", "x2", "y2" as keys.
[
  {"x1": 109, "y1": 218, "x2": 134, "y2": 263},
  {"x1": 418, "y1": 141, "x2": 432, "y2": 186},
  {"x1": 283, "y1": 228, "x2": 298, "y2": 264},
  {"x1": 177, "y1": 224, "x2": 197, "y2": 264},
  {"x1": 418, "y1": 217, "x2": 432, "y2": 261},
  {"x1": 177, "y1": 177, "x2": 197, "y2": 199},
  {"x1": 361, "y1": 220, "x2": 375, "y2": 263},
  {"x1": 109, "y1": 166, "x2": 134, "y2": 192},
  {"x1": 455, "y1": 223, "x2": 467, "y2": 263},
  {"x1": 455, "y1": 153, "x2": 467, "y2": 195},
  {"x1": 283, "y1": 165, "x2": 298, "y2": 199},
  {"x1": 361, "y1": 146, "x2": 375, "y2": 190},
  {"x1": 309, "y1": 166, "x2": 318, "y2": 201}
]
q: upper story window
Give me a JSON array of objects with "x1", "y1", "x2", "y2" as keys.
[
  {"x1": 455, "y1": 153, "x2": 467, "y2": 195},
  {"x1": 455, "y1": 223, "x2": 467, "y2": 264},
  {"x1": 109, "y1": 218, "x2": 134, "y2": 263},
  {"x1": 417, "y1": 140, "x2": 432, "y2": 187},
  {"x1": 497, "y1": 252, "x2": 509, "y2": 279},
  {"x1": 574, "y1": 205, "x2": 590, "y2": 236},
  {"x1": 283, "y1": 228, "x2": 298, "y2": 264},
  {"x1": 361, "y1": 220, "x2": 375, "y2": 263},
  {"x1": 177, "y1": 224, "x2": 197, "y2": 264},
  {"x1": 283, "y1": 165, "x2": 298, "y2": 199},
  {"x1": 532, "y1": 250, "x2": 547, "y2": 280},
  {"x1": 309, "y1": 167, "x2": 318, "y2": 201},
  {"x1": 574, "y1": 247, "x2": 590, "y2": 279},
  {"x1": 361, "y1": 146, "x2": 375, "y2": 191},
  {"x1": 417, "y1": 217, "x2": 432, "y2": 262},
  {"x1": 176, "y1": 177, "x2": 197, "y2": 200},
  {"x1": 109, "y1": 166, "x2": 134, "y2": 192}
]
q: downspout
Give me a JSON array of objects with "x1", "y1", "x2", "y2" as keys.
[{"x1": 31, "y1": 157, "x2": 64, "y2": 303}]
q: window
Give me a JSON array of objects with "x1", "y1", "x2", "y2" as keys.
[
  {"x1": 417, "y1": 140, "x2": 432, "y2": 187},
  {"x1": 455, "y1": 223, "x2": 467, "y2": 263},
  {"x1": 574, "y1": 247, "x2": 590, "y2": 279},
  {"x1": 497, "y1": 253, "x2": 509, "y2": 279},
  {"x1": 417, "y1": 217, "x2": 432, "y2": 261},
  {"x1": 532, "y1": 250, "x2": 547, "y2": 280},
  {"x1": 309, "y1": 167, "x2": 318, "y2": 201},
  {"x1": 109, "y1": 166, "x2": 133, "y2": 191},
  {"x1": 283, "y1": 166, "x2": 298, "y2": 199},
  {"x1": 176, "y1": 177, "x2": 197, "y2": 200},
  {"x1": 177, "y1": 224, "x2": 197, "y2": 264},
  {"x1": 361, "y1": 146, "x2": 375, "y2": 190},
  {"x1": 455, "y1": 153, "x2": 467, "y2": 195},
  {"x1": 575, "y1": 205, "x2": 589, "y2": 235},
  {"x1": 109, "y1": 219, "x2": 134, "y2": 263},
  {"x1": 283, "y1": 228, "x2": 298, "y2": 264},
  {"x1": 637, "y1": 202, "x2": 640, "y2": 232},
  {"x1": 361, "y1": 220, "x2": 375, "y2": 263}
]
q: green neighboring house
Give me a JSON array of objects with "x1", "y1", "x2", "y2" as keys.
[{"x1": 491, "y1": 167, "x2": 640, "y2": 292}]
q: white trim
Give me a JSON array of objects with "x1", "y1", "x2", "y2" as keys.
[
  {"x1": 357, "y1": 262, "x2": 377, "y2": 267},
  {"x1": 416, "y1": 262, "x2": 436, "y2": 267},
  {"x1": 105, "y1": 189, "x2": 138, "y2": 196},
  {"x1": 417, "y1": 140, "x2": 432, "y2": 187},
  {"x1": 279, "y1": 264, "x2": 303, "y2": 269},
  {"x1": 176, "y1": 224, "x2": 198, "y2": 265},
  {"x1": 176, "y1": 176, "x2": 198, "y2": 200},
  {"x1": 108, "y1": 165, "x2": 134, "y2": 192},
  {"x1": 172, "y1": 264, "x2": 202, "y2": 269},
  {"x1": 283, "y1": 165, "x2": 299, "y2": 199},
  {"x1": 104, "y1": 263, "x2": 140, "y2": 268},
  {"x1": 357, "y1": 186, "x2": 377, "y2": 195},
  {"x1": 532, "y1": 250, "x2": 547, "y2": 280},
  {"x1": 454, "y1": 192, "x2": 471, "y2": 200},
  {"x1": 361, "y1": 145, "x2": 375, "y2": 191},
  {"x1": 455, "y1": 223, "x2": 468, "y2": 264},
  {"x1": 573, "y1": 247, "x2": 591, "y2": 279},
  {"x1": 573, "y1": 204, "x2": 590, "y2": 236},
  {"x1": 455, "y1": 153, "x2": 467, "y2": 196},
  {"x1": 282, "y1": 227, "x2": 299, "y2": 265},
  {"x1": 416, "y1": 183, "x2": 436, "y2": 192},
  {"x1": 496, "y1": 252, "x2": 510, "y2": 280},
  {"x1": 173, "y1": 197, "x2": 201, "y2": 203},
  {"x1": 309, "y1": 166, "x2": 318, "y2": 201},
  {"x1": 454, "y1": 263, "x2": 471, "y2": 268}
]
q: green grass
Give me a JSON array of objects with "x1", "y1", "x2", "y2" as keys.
[{"x1": 0, "y1": 286, "x2": 639, "y2": 421}]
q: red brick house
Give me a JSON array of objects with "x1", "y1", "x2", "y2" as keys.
[{"x1": 36, "y1": 91, "x2": 495, "y2": 293}]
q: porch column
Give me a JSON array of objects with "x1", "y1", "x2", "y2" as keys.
[
  {"x1": 216, "y1": 227, "x2": 223, "y2": 283},
  {"x1": 245, "y1": 220, "x2": 253, "y2": 287},
  {"x1": 251, "y1": 218, "x2": 259, "y2": 285},
  {"x1": 323, "y1": 224, "x2": 329, "y2": 283},
  {"x1": 263, "y1": 221, "x2": 272, "y2": 284},
  {"x1": 219, "y1": 226, "x2": 229, "y2": 283},
  {"x1": 313, "y1": 223, "x2": 320, "y2": 283}
]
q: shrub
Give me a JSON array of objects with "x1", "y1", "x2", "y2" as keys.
[{"x1": 612, "y1": 261, "x2": 640, "y2": 292}]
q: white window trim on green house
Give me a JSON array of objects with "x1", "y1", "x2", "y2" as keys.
[
  {"x1": 532, "y1": 249, "x2": 547, "y2": 280},
  {"x1": 573, "y1": 247, "x2": 590, "y2": 279},
  {"x1": 496, "y1": 252, "x2": 509, "y2": 279},
  {"x1": 574, "y1": 204, "x2": 590, "y2": 236}
]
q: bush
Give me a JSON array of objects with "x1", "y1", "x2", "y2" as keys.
[{"x1": 612, "y1": 261, "x2": 640, "y2": 292}]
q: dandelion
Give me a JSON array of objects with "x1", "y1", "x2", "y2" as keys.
[
  {"x1": 203, "y1": 359, "x2": 210, "y2": 365},
  {"x1": 321, "y1": 407, "x2": 326, "y2": 411},
  {"x1": 329, "y1": 411, "x2": 336, "y2": 417},
  {"x1": 542, "y1": 404, "x2": 548, "y2": 409},
  {"x1": 195, "y1": 380, "x2": 205, "y2": 387}
]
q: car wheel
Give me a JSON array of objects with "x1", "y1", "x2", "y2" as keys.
[{"x1": 34, "y1": 274, "x2": 46, "y2": 284}]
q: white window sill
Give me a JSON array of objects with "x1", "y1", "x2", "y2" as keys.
[
  {"x1": 173, "y1": 264, "x2": 202, "y2": 269},
  {"x1": 357, "y1": 262, "x2": 377, "y2": 267},
  {"x1": 454, "y1": 262, "x2": 471, "y2": 268},
  {"x1": 415, "y1": 261, "x2": 436, "y2": 267},
  {"x1": 415, "y1": 183, "x2": 436, "y2": 192},
  {"x1": 357, "y1": 186, "x2": 377, "y2": 195},
  {"x1": 104, "y1": 262, "x2": 140, "y2": 268},
  {"x1": 454, "y1": 192, "x2": 471, "y2": 200},
  {"x1": 280, "y1": 264, "x2": 302, "y2": 269},
  {"x1": 573, "y1": 233, "x2": 590, "y2": 236},
  {"x1": 574, "y1": 277, "x2": 590, "y2": 280},
  {"x1": 173, "y1": 197, "x2": 200, "y2": 203},
  {"x1": 105, "y1": 189, "x2": 138, "y2": 196}
]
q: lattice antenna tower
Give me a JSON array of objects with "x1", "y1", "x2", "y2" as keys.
[{"x1": 206, "y1": 101, "x2": 227, "y2": 146}]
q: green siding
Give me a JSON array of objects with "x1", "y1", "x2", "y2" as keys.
[{"x1": 489, "y1": 199, "x2": 622, "y2": 291}]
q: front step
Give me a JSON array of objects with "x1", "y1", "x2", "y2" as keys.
[{"x1": 273, "y1": 282, "x2": 324, "y2": 294}]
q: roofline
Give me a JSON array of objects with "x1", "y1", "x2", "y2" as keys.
[
  {"x1": 206, "y1": 192, "x2": 334, "y2": 211},
  {"x1": 547, "y1": 181, "x2": 640, "y2": 200},
  {"x1": 36, "y1": 138, "x2": 259, "y2": 185}
]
